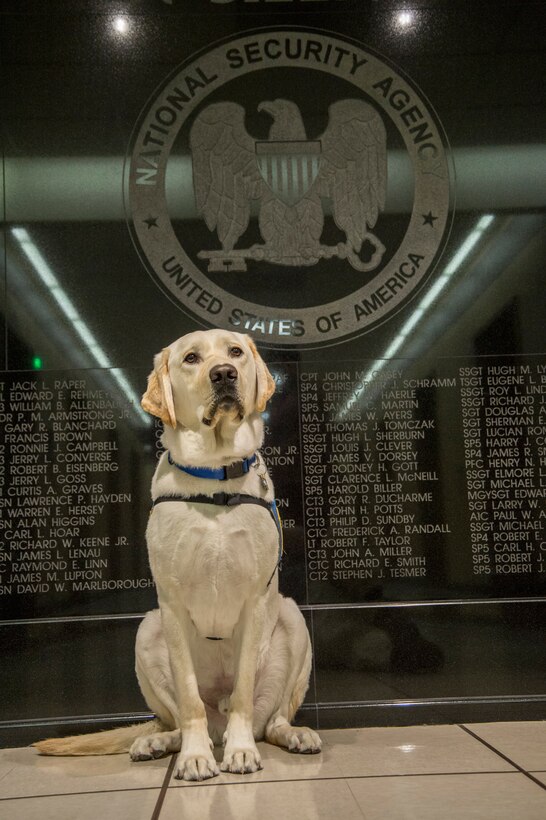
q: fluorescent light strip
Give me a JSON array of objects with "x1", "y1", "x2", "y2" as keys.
[
  {"x1": 12, "y1": 227, "x2": 149, "y2": 424},
  {"x1": 340, "y1": 214, "x2": 495, "y2": 416},
  {"x1": 444, "y1": 214, "x2": 494, "y2": 276}
]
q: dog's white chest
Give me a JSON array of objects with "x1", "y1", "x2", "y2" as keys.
[{"x1": 147, "y1": 502, "x2": 278, "y2": 639}]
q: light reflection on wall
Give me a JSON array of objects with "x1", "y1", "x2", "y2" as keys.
[
  {"x1": 112, "y1": 17, "x2": 130, "y2": 35},
  {"x1": 395, "y1": 11, "x2": 415, "y2": 30},
  {"x1": 5, "y1": 146, "x2": 545, "y2": 222},
  {"x1": 340, "y1": 214, "x2": 496, "y2": 417},
  {"x1": 11, "y1": 227, "x2": 150, "y2": 427}
]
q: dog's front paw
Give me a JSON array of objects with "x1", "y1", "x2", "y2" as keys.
[
  {"x1": 287, "y1": 727, "x2": 322, "y2": 754},
  {"x1": 221, "y1": 745, "x2": 263, "y2": 774},
  {"x1": 174, "y1": 751, "x2": 219, "y2": 781}
]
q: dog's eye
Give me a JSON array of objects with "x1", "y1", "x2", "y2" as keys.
[
  {"x1": 183, "y1": 352, "x2": 199, "y2": 364},
  {"x1": 229, "y1": 346, "x2": 243, "y2": 358}
]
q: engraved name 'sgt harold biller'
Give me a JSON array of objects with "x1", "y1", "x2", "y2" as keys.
[{"x1": 126, "y1": 29, "x2": 453, "y2": 347}]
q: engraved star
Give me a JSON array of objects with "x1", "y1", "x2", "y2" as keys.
[
  {"x1": 143, "y1": 216, "x2": 159, "y2": 229},
  {"x1": 422, "y1": 211, "x2": 438, "y2": 227}
]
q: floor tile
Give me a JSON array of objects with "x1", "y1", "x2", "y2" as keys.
[
  {"x1": 162, "y1": 778, "x2": 364, "y2": 820},
  {"x1": 0, "y1": 746, "x2": 169, "y2": 799},
  {"x1": 170, "y1": 735, "x2": 343, "y2": 788},
  {"x1": 0, "y1": 754, "x2": 16, "y2": 784},
  {"x1": 316, "y1": 725, "x2": 515, "y2": 777},
  {"x1": 168, "y1": 724, "x2": 515, "y2": 788},
  {"x1": 347, "y1": 772, "x2": 546, "y2": 820},
  {"x1": 2, "y1": 723, "x2": 544, "y2": 820},
  {"x1": 0, "y1": 788, "x2": 161, "y2": 820},
  {"x1": 464, "y1": 721, "x2": 546, "y2": 771}
]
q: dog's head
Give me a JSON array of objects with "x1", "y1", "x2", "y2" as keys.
[{"x1": 141, "y1": 329, "x2": 275, "y2": 430}]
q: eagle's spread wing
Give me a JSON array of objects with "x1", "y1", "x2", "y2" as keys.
[
  {"x1": 190, "y1": 103, "x2": 262, "y2": 250},
  {"x1": 319, "y1": 100, "x2": 387, "y2": 250}
]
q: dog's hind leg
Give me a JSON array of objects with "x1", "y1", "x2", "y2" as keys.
[
  {"x1": 131, "y1": 610, "x2": 181, "y2": 761},
  {"x1": 254, "y1": 597, "x2": 321, "y2": 754},
  {"x1": 130, "y1": 645, "x2": 181, "y2": 761}
]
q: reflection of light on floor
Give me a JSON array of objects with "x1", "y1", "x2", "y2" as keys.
[
  {"x1": 339, "y1": 214, "x2": 495, "y2": 419},
  {"x1": 12, "y1": 227, "x2": 150, "y2": 425},
  {"x1": 397, "y1": 744, "x2": 418, "y2": 753}
]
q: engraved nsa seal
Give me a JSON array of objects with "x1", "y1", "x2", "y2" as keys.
[
  {"x1": 191, "y1": 99, "x2": 386, "y2": 274},
  {"x1": 126, "y1": 30, "x2": 452, "y2": 347}
]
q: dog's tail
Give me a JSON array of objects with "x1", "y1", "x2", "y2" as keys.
[{"x1": 33, "y1": 718, "x2": 163, "y2": 756}]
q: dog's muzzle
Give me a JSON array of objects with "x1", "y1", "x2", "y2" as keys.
[{"x1": 203, "y1": 364, "x2": 243, "y2": 425}]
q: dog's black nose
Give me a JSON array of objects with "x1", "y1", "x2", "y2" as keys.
[{"x1": 209, "y1": 364, "x2": 238, "y2": 385}]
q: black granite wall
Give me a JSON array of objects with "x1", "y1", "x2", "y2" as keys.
[{"x1": 1, "y1": 0, "x2": 545, "y2": 745}]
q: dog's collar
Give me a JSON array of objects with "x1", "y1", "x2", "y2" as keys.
[{"x1": 167, "y1": 452, "x2": 257, "y2": 481}]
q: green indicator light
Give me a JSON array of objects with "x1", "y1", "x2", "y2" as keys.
[{"x1": 32, "y1": 356, "x2": 43, "y2": 370}]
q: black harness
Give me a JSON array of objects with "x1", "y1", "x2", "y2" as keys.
[{"x1": 151, "y1": 454, "x2": 284, "y2": 641}]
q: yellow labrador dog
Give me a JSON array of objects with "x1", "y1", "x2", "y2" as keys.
[{"x1": 35, "y1": 329, "x2": 321, "y2": 780}]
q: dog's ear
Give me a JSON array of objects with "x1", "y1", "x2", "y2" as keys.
[
  {"x1": 247, "y1": 338, "x2": 275, "y2": 412},
  {"x1": 141, "y1": 348, "x2": 177, "y2": 427}
]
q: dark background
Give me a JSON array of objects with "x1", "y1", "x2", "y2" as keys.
[{"x1": 1, "y1": 0, "x2": 545, "y2": 745}]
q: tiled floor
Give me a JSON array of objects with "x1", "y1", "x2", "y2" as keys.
[{"x1": 1, "y1": 721, "x2": 546, "y2": 819}]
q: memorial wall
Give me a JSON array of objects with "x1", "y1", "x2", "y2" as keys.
[{"x1": 1, "y1": 0, "x2": 545, "y2": 744}]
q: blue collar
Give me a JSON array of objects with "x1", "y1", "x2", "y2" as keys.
[{"x1": 167, "y1": 452, "x2": 257, "y2": 481}]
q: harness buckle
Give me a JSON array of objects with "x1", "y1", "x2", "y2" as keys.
[{"x1": 212, "y1": 492, "x2": 229, "y2": 505}]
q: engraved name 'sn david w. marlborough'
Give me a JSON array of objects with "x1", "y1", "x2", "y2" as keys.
[{"x1": 126, "y1": 30, "x2": 452, "y2": 346}]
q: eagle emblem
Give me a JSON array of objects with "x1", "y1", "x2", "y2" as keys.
[{"x1": 190, "y1": 99, "x2": 387, "y2": 273}]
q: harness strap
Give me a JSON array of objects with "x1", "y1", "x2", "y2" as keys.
[{"x1": 152, "y1": 493, "x2": 284, "y2": 589}]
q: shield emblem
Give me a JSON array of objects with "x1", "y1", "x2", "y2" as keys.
[{"x1": 256, "y1": 140, "x2": 321, "y2": 206}]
